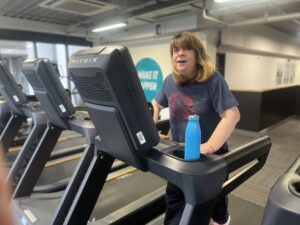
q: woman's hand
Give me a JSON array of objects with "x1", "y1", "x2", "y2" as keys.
[
  {"x1": 200, "y1": 142, "x2": 215, "y2": 154},
  {"x1": 159, "y1": 133, "x2": 171, "y2": 140}
]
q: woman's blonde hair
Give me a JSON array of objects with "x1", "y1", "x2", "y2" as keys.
[{"x1": 170, "y1": 32, "x2": 215, "y2": 84}]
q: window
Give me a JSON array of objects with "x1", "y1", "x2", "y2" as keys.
[
  {"x1": 0, "y1": 40, "x2": 35, "y2": 95},
  {"x1": 36, "y1": 42, "x2": 68, "y2": 87}
]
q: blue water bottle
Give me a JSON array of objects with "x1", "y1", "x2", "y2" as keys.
[{"x1": 184, "y1": 115, "x2": 201, "y2": 160}]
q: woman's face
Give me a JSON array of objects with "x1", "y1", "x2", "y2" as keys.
[{"x1": 172, "y1": 47, "x2": 196, "y2": 80}]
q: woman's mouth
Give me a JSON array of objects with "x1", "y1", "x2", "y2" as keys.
[{"x1": 177, "y1": 60, "x2": 187, "y2": 64}]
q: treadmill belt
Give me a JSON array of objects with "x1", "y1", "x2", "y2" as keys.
[
  {"x1": 90, "y1": 170, "x2": 165, "y2": 221},
  {"x1": 35, "y1": 154, "x2": 81, "y2": 186},
  {"x1": 15, "y1": 170, "x2": 165, "y2": 225},
  {"x1": 146, "y1": 194, "x2": 265, "y2": 225}
]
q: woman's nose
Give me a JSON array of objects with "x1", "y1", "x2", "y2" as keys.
[{"x1": 177, "y1": 49, "x2": 185, "y2": 55}]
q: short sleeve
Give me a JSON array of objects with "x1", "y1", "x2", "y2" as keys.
[
  {"x1": 209, "y1": 74, "x2": 238, "y2": 114},
  {"x1": 155, "y1": 79, "x2": 168, "y2": 108}
]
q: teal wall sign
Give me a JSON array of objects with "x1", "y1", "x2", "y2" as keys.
[{"x1": 135, "y1": 57, "x2": 163, "y2": 102}]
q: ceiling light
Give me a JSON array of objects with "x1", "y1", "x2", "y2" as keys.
[
  {"x1": 92, "y1": 22, "x2": 127, "y2": 33},
  {"x1": 214, "y1": 0, "x2": 231, "y2": 3}
]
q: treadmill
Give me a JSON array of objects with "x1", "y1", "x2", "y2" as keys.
[
  {"x1": 8, "y1": 57, "x2": 96, "y2": 200},
  {"x1": 0, "y1": 98, "x2": 28, "y2": 148},
  {"x1": 0, "y1": 98, "x2": 11, "y2": 134},
  {"x1": 0, "y1": 61, "x2": 48, "y2": 191},
  {"x1": 0, "y1": 61, "x2": 46, "y2": 154},
  {"x1": 14, "y1": 58, "x2": 166, "y2": 225},
  {"x1": 261, "y1": 156, "x2": 300, "y2": 225},
  {"x1": 59, "y1": 45, "x2": 272, "y2": 225},
  {"x1": 0, "y1": 61, "x2": 86, "y2": 192}
]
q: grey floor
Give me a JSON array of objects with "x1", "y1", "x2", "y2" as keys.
[{"x1": 227, "y1": 116, "x2": 300, "y2": 225}]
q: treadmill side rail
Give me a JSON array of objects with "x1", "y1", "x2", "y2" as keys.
[
  {"x1": 0, "y1": 114, "x2": 25, "y2": 153},
  {"x1": 12, "y1": 125, "x2": 62, "y2": 198},
  {"x1": 262, "y1": 156, "x2": 300, "y2": 225},
  {"x1": 51, "y1": 143, "x2": 96, "y2": 225},
  {"x1": 60, "y1": 148, "x2": 114, "y2": 225}
]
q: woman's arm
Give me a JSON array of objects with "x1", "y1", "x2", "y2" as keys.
[
  {"x1": 201, "y1": 106, "x2": 240, "y2": 154},
  {"x1": 151, "y1": 99, "x2": 162, "y2": 124},
  {"x1": 0, "y1": 150, "x2": 14, "y2": 225},
  {"x1": 152, "y1": 99, "x2": 171, "y2": 140}
]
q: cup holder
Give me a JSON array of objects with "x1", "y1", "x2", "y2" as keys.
[
  {"x1": 173, "y1": 149, "x2": 184, "y2": 159},
  {"x1": 289, "y1": 179, "x2": 300, "y2": 197},
  {"x1": 170, "y1": 149, "x2": 207, "y2": 161}
]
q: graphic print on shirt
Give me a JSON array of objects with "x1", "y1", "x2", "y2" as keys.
[{"x1": 168, "y1": 92, "x2": 195, "y2": 120}]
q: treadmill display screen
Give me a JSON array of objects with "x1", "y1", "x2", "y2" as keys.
[
  {"x1": 0, "y1": 61, "x2": 28, "y2": 115},
  {"x1": 68, "y1": 46, "x2": 159, "y2": 169}
]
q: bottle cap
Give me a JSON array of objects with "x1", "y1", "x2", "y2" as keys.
[{"x1": 188, "y1": 115, "x2": 199, "y2": 120}]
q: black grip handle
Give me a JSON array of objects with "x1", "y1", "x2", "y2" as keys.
[
  {"x1": 220, "y1": 136, "x2": 272, "y2": 197},
  {"x1": 156, "y1": 119, "x2": 170, "y2": 135}
]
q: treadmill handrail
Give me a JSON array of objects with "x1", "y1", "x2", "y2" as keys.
[
  {"x1": 220, "y1": 136, "x2": 271, "y2": 198},
  {"x1": 223, "y1": 136, "x2": 271, "y2": 172},
  {"x1": 156, "y1": 119, "x2": 170, "y2": 136}
]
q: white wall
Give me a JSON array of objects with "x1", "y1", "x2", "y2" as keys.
[
  {"x1": 206, "y1": 31, "x2": 218, "y2": 65},
  {"x1": 226, "y1": 53, "x2": 300, "y2": 90},
  {"x1": 221, "y1": 25, "x2": 300, "y2": 90},
  {"x1": 295, "y1": 61, "x2": 300, "y2": 84},
  {"x1": 126, "y1": 38, "x2": 172, "y2": 80}
]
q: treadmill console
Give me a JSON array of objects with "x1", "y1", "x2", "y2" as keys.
[
  {"x1": 22, "y1": 58, "x2": 75, "y2": 129},
  {"x1": 0, "y1": 61, "x2": 28, "y2": 114},
  {"x1": 68, "y1": 46, "x2": 159, "y2": 170}
]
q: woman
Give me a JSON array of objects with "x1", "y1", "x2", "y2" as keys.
[{"x1": 152, "y1": 32, "x2": 240, "y2": 225}]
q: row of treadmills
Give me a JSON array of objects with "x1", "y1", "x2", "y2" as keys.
[{"x1": 0, "y1": 45, "x2": 299, "y2": 225}]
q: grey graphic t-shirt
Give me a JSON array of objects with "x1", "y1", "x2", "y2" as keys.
[{"x1": 155, "y1": 72, "x2": 238, "y2": 152}]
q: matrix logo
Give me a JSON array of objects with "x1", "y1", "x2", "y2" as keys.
[{"x1": 70, "y1": 57, "x2": 97, "y2": 64}]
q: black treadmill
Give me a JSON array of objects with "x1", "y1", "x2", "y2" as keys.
[
  {"x1": 8, "y1": 57, "x2": 96, "y2": 200},
  {"x1": 0, "y1": 61, "x2": 46, "y2": 154},
  {"x1": 261, "y1": 156, "x2": 300, "y2": 225},
  {"x1": 0, "y1": 60, "x2": 49, "y2": 193},
  {"x1": 0, "y1": 61, "x2": 86, "y2": 193},
  {"x1": 59, "y1": 45, "x2": 272, "y2": 225},
  {"x1": 0, "y1": 98, "x2": 11, "y2": 134},
  {"x1": 13, "y1": 58, "x2": 166, "y2": 225},
  {"x1": 0, "y1": 98, "x2": 27, "y2": 149}
]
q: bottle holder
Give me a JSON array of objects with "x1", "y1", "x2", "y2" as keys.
[
  {"x1": 289, "y1": 178, "x2": 300, "y2": 197},
  {"x1": 168, "y1": 149, "x2": 207, "y2": 161}
]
